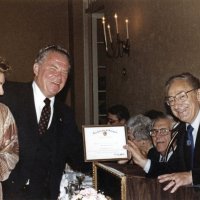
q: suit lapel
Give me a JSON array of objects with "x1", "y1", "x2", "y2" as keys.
[
  {"x1": 49, "y1": 98, "x2": 63, "y2": 161},
  {"x1": 176, "y1": 122, "x2": 192, "y2": 170},
  {"x1": 194, "y1": 124, "x2": 200, "y2": 168},
  {"x1": 25, "y1": 83, "x2": 39, "y2": 134}
]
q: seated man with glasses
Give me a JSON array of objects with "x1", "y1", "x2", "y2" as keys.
[
  {"x1": 158, "y1": 72, "x2": 200, "y2": 193},
  {"x1": 124, "y1": 113, "x2": 186, "y2": 178}
]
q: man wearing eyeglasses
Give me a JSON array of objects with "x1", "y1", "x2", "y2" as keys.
[
  {"x1": 124, "y1": 114, "x2": 185, "y2": 177},
  {"x1": 146, "y1": 115, "x2": 186, "y2": 177},
  {"x1": 158, "y1": 72, "x2": 200, "y2": 193}
]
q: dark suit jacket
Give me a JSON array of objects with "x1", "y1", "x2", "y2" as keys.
[
  {"x1": 0, "y1": 81, "x2": 86, "y2": 199},
  {"x1": 145, "y1": 118, "x2": 200, "y2": 185},
  {"x1": 146, "y1": 145, "x2": 187, "y2": 178},
  {"x1": 178, "y1": 121, "x2": 200, "y2": 185}
]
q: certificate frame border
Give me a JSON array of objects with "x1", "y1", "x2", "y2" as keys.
[{"x1": 82, "y1": 125, "x2": 128, "y2": 162}]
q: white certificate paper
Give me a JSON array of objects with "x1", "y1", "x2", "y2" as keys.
[{"x1": 82, "y1": 125, "x2": 128, "y2": 161}]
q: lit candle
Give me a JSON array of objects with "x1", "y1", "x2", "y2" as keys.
[
  {"x1": 102, "y1": 17, "x2": 108, "y2": 51},
  {"x1": 107, "y1": 24, "x2": 112, "y2": 43},
  {"x1": 114, "y1": 13, "x2": 119, "y2": 34},
  {"x1": 125, "y1": 19, "x2": 129, "y2": 39}
]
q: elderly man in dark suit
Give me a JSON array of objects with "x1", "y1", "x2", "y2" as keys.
[
  {"x1": 158, "y1": 72, "x2": 200, "y2": 193},
  {"x1": 146, "y1": 114, "x2": 186, "y2": 177},
  {"x1": 124, "y1": 113, "x2": 187, "y2": 177},
  {"x1": 0, "y1": 45, "x2": 86, "y2": 200}
]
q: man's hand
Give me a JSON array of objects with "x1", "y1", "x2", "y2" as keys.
[
  {"x1": 124, "y1": 140, "x2": 147, "y2": 168},
  {"x1": 158, "y1": 171, "x2": 192, "y2": 193}
]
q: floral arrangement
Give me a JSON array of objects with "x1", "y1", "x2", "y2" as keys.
[
  {"x1": 58, "y1": 166, "x2": 109, "y2": 200},
  {"x1": 71, "y1": 187, "x2": 108, "y2": 200}
]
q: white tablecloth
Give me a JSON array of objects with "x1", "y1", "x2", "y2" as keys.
[{"x1": 58, "y1": 164, "x2": 93, "y2": 200}]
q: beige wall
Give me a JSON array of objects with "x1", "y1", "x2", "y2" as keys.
[
  {"x1": 2, "y1": 0, "x2": 200, "y2": 128},
  {"x1": 100, "y1": 0, "x2": 200, "y2": 117},
  {"x1": 0, "y1": 0, "x2": 87, "y2": 130},
  {"x1": 71, "y1": 0, "x2": 86, "y2": 127},
  {"x1": 0, "y1": 0, "x2": 69, "y2": 82}
]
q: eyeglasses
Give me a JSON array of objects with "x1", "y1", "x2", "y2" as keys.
[
  {"x1": 107, "y1": 118, "x2": 119, "y2": 125},
  {"x1": 165, "y1": 88, "x2": 197, "y2": 106},
  {"x1": 149, "y1": 128, "x2": 171, "y2": 137}
]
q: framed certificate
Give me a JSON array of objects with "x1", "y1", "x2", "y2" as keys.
[{"x1": 82, "y1": 125, "x2": 128, "y2": 161}]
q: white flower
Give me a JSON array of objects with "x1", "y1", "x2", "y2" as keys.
[
  {"x1": 80, "y1": 188, "x2": 97, "y2": 196},
  {"x1": 97, "y1": 193, "x2": 107, "y2": 200},
  {"x1": 58, "y1": 176, "x2": 69, "y2": 200},
  {"x1": 71, "y1": 187, "x2": 107, "y2": 200}
]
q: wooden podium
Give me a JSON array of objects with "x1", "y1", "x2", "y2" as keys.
[{"x1": 93, "y1": 162, "x2": 200, "y2": 200}]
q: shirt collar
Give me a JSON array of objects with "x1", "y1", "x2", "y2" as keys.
[
  {"x1": 32, "y1": 81, "x2": 55, "y2": 105},
  {"x1": 188, "y1": 109, "x2": 200, "y2": 131}
]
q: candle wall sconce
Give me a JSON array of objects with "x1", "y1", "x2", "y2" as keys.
[{"x1": 102, "y1": 14, "x2": 130, "y2": 58}]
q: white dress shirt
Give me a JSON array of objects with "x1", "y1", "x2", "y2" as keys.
[
  {"x1": 32, "y1": 81, "x2": 55, "y2": 128},
  {"x1": 188, "y1": 109, "x2": 200, "y2": 147}
]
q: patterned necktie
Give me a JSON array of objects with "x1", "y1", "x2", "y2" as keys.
[
  {"x1": 38, "y1": 98, "x2": 51, "y2": 134},
  {"x1": 187, "y1": 124, "x2": 194, "y2": 168}
]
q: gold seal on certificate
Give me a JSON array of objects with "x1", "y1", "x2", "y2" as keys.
[{"x1": 82, "y1": 125, "x2": 128, "y2": 161}]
